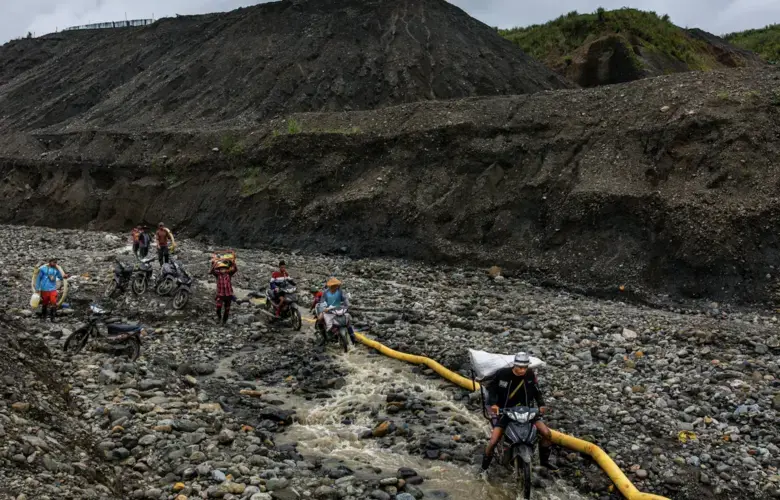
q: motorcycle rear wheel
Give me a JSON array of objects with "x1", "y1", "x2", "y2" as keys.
[
  {"x1": 515, "y1": 456, "x2": 532, "y2": 500},
  {"x1": 172, "y1": 288, "x2": 190, "y2": 310},
  {"x1": 132, "y1": 274, "x2": 147, "y2": 295},
  {"x1": 127, "y1": 337, "x2": 141, "y2": 361}
]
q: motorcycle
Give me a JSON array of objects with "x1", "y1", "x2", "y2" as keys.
[
  {"x1": 317, "y1": 306, "x2": 352, "y2": 352},
  {"x1": 105, "y1": 259, "x2": 135, "y2": 298},
  {"x1": 154, "y1": 258, "x2": 193, "y2": 309},
  {"x1": 484, "y1": 405, "x2": 541, "y2": 499},
  {"x1": 131, "y1": 255, "x2": 157, "y2": 295},
  {"x1": 262, "y1": 280, "x2": 302, "y2": 330},
  {"x1": 63, "y1": 304, "x2": 146, "y2": 361}
]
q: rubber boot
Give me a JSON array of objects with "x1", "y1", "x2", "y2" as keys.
[
  {"x1": 481, "y1": 452, "x2": 493, "y2": 472},
  {"x1": 49, "y1": 306, "x2": 57, "y2": 323},
  {"x1": 40, "y1": 305, "x2": 48, "y2": 321},
  {"x1": 539, "y1": 444, "x2": 558, "y2": 472},
  {"x1": 216, "y1": 307, "x2": 222, "y2": 323},
  {"x1": 348, "y1": 326, "x2": 357, "y2": 343}
]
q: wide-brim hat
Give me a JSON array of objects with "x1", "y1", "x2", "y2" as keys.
[{"x1": 326, "y1": 277, "x2": 341, "y2": 287}]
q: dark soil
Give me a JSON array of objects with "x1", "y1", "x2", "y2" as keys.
[
  {"x1": 0, "y1": 0, "x2": 571, "y2": 133},
  {"x1": 2, "y1": 67, "x2": 780, "y2": 304}
]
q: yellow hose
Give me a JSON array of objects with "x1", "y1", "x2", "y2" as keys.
[
  {"x1": 352, "y1": 331, "x2": 669, "y2": 500},
  {"x1": 548, "y1": 430, "x2": 668, "y2": 500},
  {"x1": 354, "y1": 333, "x2": 479, "y2": 391}
]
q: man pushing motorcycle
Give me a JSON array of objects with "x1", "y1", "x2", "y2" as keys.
[{"x1": 481, "y1": 352, "x2": 558, "y2": 473}]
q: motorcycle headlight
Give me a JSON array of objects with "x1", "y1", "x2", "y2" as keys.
[{"x1": 508, "y1": 411, "x2": 530, "y2": 423}]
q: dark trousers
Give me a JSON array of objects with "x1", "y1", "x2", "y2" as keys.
[
  {"x1": 216, "y1": 295, "x2": 232, "y2": 323},
  {"x1": 157, "y1": 246, "x2": 169, "y2": 266}
]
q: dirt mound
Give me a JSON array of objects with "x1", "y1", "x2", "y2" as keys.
[
  {"x1": 2, "y1": 67, "x2": 780, "y2": 303},
  {"x1": 0, "y1": 0, "x2": 571, "y2": 133},
  {"x1": 0, "y1": 316, "x2": 123, "y2": 498}
]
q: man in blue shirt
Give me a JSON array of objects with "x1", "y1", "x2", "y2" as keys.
[
  {"x1": 318, "y1": 277, "x2": 355, "y2": 342},
  {"x1": 35, "y1": 258, "x2": 68, "y2": 322}
]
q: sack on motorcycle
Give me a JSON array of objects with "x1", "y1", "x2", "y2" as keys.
[{"x1": 468, "y1": 349, "x2": 544, "y2": 382}]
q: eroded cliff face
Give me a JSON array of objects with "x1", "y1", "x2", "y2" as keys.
[{"x1": 3, "y1": 67, "x2": 780, "y2": 303}]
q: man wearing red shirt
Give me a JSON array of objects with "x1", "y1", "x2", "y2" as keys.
[
  {"x1": 211, "y1": 259, "x2": 237, "y2": 325},
  {"x1": 269, "y1": 261, "x2": 290, "y2": 317}
]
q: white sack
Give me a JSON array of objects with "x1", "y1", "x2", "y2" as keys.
[{"x1": 468, "y1": 349, "x2": 545, "y2": 382}]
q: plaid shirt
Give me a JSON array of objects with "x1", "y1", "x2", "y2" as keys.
[{"x1": 212, "y1": 265, "x2": 237, "y2": 297}]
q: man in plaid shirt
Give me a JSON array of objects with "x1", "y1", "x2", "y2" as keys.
[{"x1": 211, "y1": 259, "x2": 237, "y2": 325}]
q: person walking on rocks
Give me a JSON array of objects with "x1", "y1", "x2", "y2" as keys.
[
  {"x1": 137, "y1": 225, "x2": 151, "y2": 259},
  {"x1": 481, "y1": 352, "x2": 557, "y2": 473},
  {"x1": 211, "y1": 258, "x2": 237, "y2": 325},
  {"x1": 155, "y1": 222, "x2": 175, "y2": 266},
  {"x1": 131, "y1": 224, "x2": 142, "y2": 257},
  {"x1": 34, "y1": 257, "x2": 69, "y2": 322}
]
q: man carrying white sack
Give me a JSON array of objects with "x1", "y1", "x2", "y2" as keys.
[{"x1": 481, "y1": 352, "x2": 558, "y2": 473}]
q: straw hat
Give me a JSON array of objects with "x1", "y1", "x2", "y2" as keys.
[{"x1": 326, "y1": 277, "x2": 341, "y2": 287}]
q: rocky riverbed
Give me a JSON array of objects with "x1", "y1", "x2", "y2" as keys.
[{"x1": 0, "y1": 225, "x2": 778, "y2": 500}]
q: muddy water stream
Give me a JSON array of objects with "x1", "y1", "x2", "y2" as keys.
[{"x1": 276, "y1": 347, "x2": 586, "y2": 500}]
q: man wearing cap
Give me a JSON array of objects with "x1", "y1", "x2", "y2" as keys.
[
  {"x1": 319, "y1": 277, "x2": 356, "y2": 342},
  {"x1": 34, "y1": 257, "x2": 69, "y2": 322},
  {"x1": 481, "y1": 352, "x2": 557, "y2": 472}
]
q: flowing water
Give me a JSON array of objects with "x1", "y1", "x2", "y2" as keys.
[{"x1": 278, "y1": 348, "x2": 586, "y2": 500}]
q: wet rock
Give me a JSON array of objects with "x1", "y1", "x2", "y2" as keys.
[
  {"x1": 138, "y1": 379, "x2": 164, "y2": 390},
  {"x1": 370, "y1": 491, "x2": 391, "y2": 500},
  {"x1": 218, "y1": 429, "x2": 235, "y2": 445},
  {"x1": 270, "y1": 488, "x2": 299, "y2": 500},
  {"x1": 373, "y1": 421, "x2": 393, "y2": 437},
  {"x1": 266, "y1": 478, "x2": 289, "y2": 491}
]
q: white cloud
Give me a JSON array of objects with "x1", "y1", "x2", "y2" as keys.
[{"x1": 0, "y1": 0, "x2": 778, "y2": 42}]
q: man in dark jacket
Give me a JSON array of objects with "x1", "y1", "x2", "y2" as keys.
[{"x1": 481, "y1": 352, "x2": 557, "y2": 472}]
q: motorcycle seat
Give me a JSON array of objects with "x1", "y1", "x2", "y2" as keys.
[{"x1": 107, "y1": 324, "x2": 141, "y2": 334}]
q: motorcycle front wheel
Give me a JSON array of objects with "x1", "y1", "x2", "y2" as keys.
[
  {"x1": 64, "y1": 326, "x2": 92, "y2": 354},
  {"x1": 338, "y1": 327, "x2": 352, "y2": 353},
  {"x1": 172, "y1": 288, "x2": 190, "y2": 310},
  {"x1": 515, "y1": 456, "x2": 532, "y2": 500},
  {"x1": 131, "y1": 274, "x2": 147, "y2": 295},
  {"x1": 104, "y1": 280, "x2": 118, "y2": 298},
  {"x1": 156, "y1": 277, "x2": 175, "y2": 296},
  {"x1": 291, "y1": 308, "x2": 302, "y2": 331}
]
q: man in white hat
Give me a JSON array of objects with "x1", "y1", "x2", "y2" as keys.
[{"x1": 481, "y1": 352, "x2": 557, "y2": 472}]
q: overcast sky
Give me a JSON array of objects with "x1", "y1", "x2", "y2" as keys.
[{"x1": 3, "y1": 0, "x2": 779, "y2": 43}]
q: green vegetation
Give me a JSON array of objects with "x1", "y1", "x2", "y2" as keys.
[
  {"x1": 240, "y1": 166, "x2": 263, "y2": 197},
  {"x1": 500, "y1": 8, "x2": 716, "y2": 71},
  {"x1": 724, "y1": 24, "x2": 780, "y2": 63},
  {"x1": 287, "y1": 119, "x2": 302, "y2": 134},
  {"x1": 220, "y1": 133, "x2": 245, "y2": 157},
  {"x1": 271, "y1": 120, "x2": 362, "y2": 137}
]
